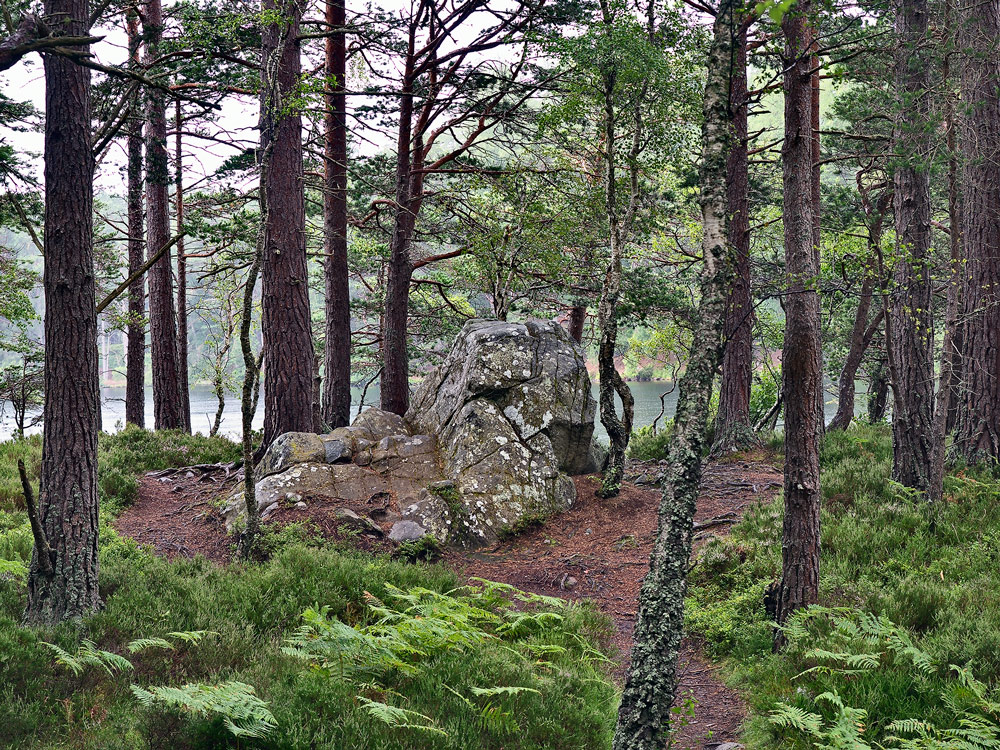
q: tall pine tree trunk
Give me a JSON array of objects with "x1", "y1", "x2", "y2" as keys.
[
  {"x1": 260, "y1": 0, "x2": 316, "y2": 448},
  {"x1": 322, "y1": 0, "x2": 352, "y2": 429},
  {"x1": 613, "y1": 2, "x2": 735, "y2": 743},
  {"x1": 929, "y1": 0, "x2": 962, "y2": 501},
  {"x1": 125, "y1": 11, "x2": 145, "y2": 429},
  {"x1": 776, "y1": 0, "x2": 822, "y2": 636},
  {"x1": 953, "y1": 0, "x2": 1000, "y2": 463},
  {"x1": 144, "y1": 0, "x2": 184, "y2": 431},
  {"x1": 811, "y1": 31, "x2": 825, "y2": 435},
  {"x1": 24, "y1": 0, "x2": 101, "y2": 625},
  {"x1": 889, "y1": 0, "x2": 935, "y2": 490},
  {"x1": 175, "y1": 100, "x2": 191, "y2": 434},
  {"x1": 380, "y1": 57, "x2": 417, "y2": 416},
  {"x1": 714, "y1": 22, "x2": 753, "y2": 452}
]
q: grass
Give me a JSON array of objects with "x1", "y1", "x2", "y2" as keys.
[
  {"x1": 0, "y1": 428, "x2": 618, "y2": 748},
  {"x1": 685, "y1": 423, "x2": 1000, "y2": 747}
]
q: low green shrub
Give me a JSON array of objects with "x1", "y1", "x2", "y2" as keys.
[
  {"x1": 0, "y1": 543, "x2": 617, "y2": 749},
  {"x1": 686, "y1": 423, "x2": 1000, "y2": 747},
  {"x1": 627, "y1": 423, "x2": 673, "y2": 461}
]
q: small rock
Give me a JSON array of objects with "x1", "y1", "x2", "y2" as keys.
[
  {"x1": 706, "y1": 744, "x2": 743, "y2": 750},
  {"x1": 261, "y1": 501, "x2": 279, "y2": 518},
  {"x1": 562, "y1": 575, "x2": 578, "y2": 590},
  {"x1": 294, "y1": 501, "x2": 307, "y2": 509},
  {"x1": 389, "y1": 520, "x2": 427, "y2": 542},
  {"x1": 185, "y1": 471, "x2": 195, "y2": 478},
  {"x1": 354, "y1": 450, "x2": 372, "y2": 467},
  {"x1": 334, "y1": 507, "x2": 383, "y2": 536},
  {"x1": 585, "y1": 528, "x2": 593, "y2": 535},
  {"x1": 321, "y1": 437, "x2": 352, "y2": 464}
]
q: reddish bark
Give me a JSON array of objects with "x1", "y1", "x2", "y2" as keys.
[
  {"x1": 322, "y1": 0, "x2": 352, "y2": 429},
  {"x1": 260, "y1": 0, "x2": 316, "y2": 448},
  {"x1": 715, "y1": 24, "x2": 753, "y2": 451},
  {"x1": 954, "y1": 0, "x2": 1000, "y2": 463},
  {"x1": 175, "y1": 100, "x2": 191, "y2": 433},
  {"x1": 776, "y1": 0, "x2": 822, "y2": 635},
  {"x1": 125, "y1": 12, "x2": 145, "y2": 429},
  {"x1": 144, "y1": 0, "x2": 184, "y2": 430},
  {"x1": 24, "y1": 0, "x2": 101, "y2": 624},
  {"x1": 889, "y1": 0, "x2": 935, "y2": 490}
]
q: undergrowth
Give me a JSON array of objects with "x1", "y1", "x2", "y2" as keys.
[
  {"x1": 0, "y1": 427, "x2": 615, "y2": 748},
  {"x1": 685, "y1": 423, "x2": 1000, "y2": 747},
  {"x1": 0, "y1": 542, "x2": 617, "y2": 748}
]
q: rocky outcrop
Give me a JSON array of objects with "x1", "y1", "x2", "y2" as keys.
[
  {"x1": 405, "y1": 319, "x2": 600, "y2": 543},
  {"x1": 225, "y1": 319, "x2": 601, "y2": 546}
]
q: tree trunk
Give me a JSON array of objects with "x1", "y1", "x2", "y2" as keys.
[
  {"x1": 568, "y1": 304, "x2": 586, "y2": 343},
  {"x1": 24, "y1": 0, "x2": 101, "y2": 625},
  {"x1": 826, "y1": 278, "x2": 883, "y2": 431},
  {"x1": 888, "y1": 0, "x2": 935, "y2": 490},
  {"x1": 612, "y1": 2, "x2": 735, "y2": 744},
  {"x1": 380, "y1": 54, "x2": 418, "y2": 417},
  {"x1": 868, "y1": 351, "x2": 890, "y2": 423},
  {"x1": 322, "y1": 0, "x2": 352, "y2": 429},
  {"x1": 260, "y1": 0, "x2": 316, "y2": 449},
  {"x1": 775, "y1": 0, "x2": 822, "y2": 638},
  {"x1": 124, "y1": 11, "x2": 145, "y2": 429},
  {"x1": 953, "y1": 0, "x2": 1000, "y2": 464},
  {"x1": 811, "y1": 29, "x2": 825, "y2": 437},
  {"x1": 596, "y1": 21, "x2": 635, "y2": 499},
  {"x1": 144, "y1": 0, "x2": 184, "y2": 431},
  {"x1": 175, "y1": 100, "x2": 191, "y2": 434},
  {"x1": 929, "y1": 5, "x2": 963, "y2": 501},
  {"x1": 714, "y1": 21, "x2": 753, "y2": 453}
]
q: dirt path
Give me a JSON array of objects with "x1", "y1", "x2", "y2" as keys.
[{"x1": 115, "y1": 455, "x2": 782, "y2": 749}]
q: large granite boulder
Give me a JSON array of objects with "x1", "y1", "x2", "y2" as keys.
[
  {"x1": 406, "y1": 318, "x2": 600, "y2": 542},
  {"x1": 224, "y1": 319, "x2": 600, "y2": 547}
]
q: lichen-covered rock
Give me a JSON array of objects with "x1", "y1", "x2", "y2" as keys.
[
  {"x1": 406, "y1": 318, "x2": 598, "y2": 545},
  {"x1": 224, "y1": 322, "x2": 599, "y2": 548},
  {"x1": 257, "y1": 432, "x2": 326, "y2": 479},
  {"x1": 351, "y1": 408, "x2": 411, "y2": 443}
]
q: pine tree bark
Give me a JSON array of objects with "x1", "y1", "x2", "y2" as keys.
[
  {"x1": 714, "y1": 21, "x2": 753, "y2": 453},
  {"x1": 811, "y1": 31, "x2": 825, "y2": 436},
  {"x1": 929, "y1": 5, "x2": 963, "y2": 500},
  {"x1": 612, "y1": 2, "x2": 735, "y2": 743},
  {"x1": 322, "y1": 0, "x2": 352, "y2": 429},
  {"x1": 953, "y1": 0, "x2": 1000, "y2": 463},
  {"x1": 775, "y1": 0, "x2": 822, "y2": 637},
  {"x1": 380, "y1": 52, "x2": 418, "y2": 416},
  {"x1": 889, "y1": 0, "x2": 935, "y2": 490},
  {"x1": 826, "y1": 278, "x2": 883, "y2": 431},
  {"x1": 24, "y1": 0, "x2": 101, "y2": 625},
  {"x1": 175, "y1": 100, "x2": 191, "y2": 434},
  {"x1": 125, "y1": 11, "x2": 145, "y2": 429},
  {"x1": 144, "y1": 0, "x2": 184, "y2": 431},
  {"x1": 260, "y1": 0, "x2": 316, "y2": 448}
]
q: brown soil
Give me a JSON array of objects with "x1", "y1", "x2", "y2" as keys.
[{"x1": 115, "y1": 456, "x2": 782, "y2": 749}]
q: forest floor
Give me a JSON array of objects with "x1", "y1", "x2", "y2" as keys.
[{"x1": 115, "y1": 452, "x2": 783, "y2": 749}]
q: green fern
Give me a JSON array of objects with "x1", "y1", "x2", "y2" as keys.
[
  {"x1": 131, "y1": 681, "x2": 276, "y2": 739},
  {"x1": 43, "y1": 639, "x2": 134, "y2": 677},
  {"x1": 357, "y1": 697, "x2": 448, "y2": 736},
  {"x1": 127, "y1": 637, "x2": 175, "y2": 654}
]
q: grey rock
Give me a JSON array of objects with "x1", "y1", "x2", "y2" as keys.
[
  {"x1": 321, "y1": 437, "x2": 352, "y2": 464},
  {"x1": 258, "y1": 432, "x2": 326, "y2": 478},
  {"x1": 334, "y1": 507, "x2": 383, "y2": 536},
  {"x1": 406, "y1": 318, "x2": 597, "y2": 545},
  {"x1": 352, "y1": 408, "x2": 411, "y2": 443},
  {"x1": 389, "y1": 520, "x2": 427, "y2": 542},
  {"x1": 261, "y1": 501, "x2": 279, "y2": 519},
  {"x1": 705, "y1": 744, "x2": 743, "y2": 750}
]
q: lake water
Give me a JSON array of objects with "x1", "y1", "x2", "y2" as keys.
[{"x1": 0, "y1": 379, "x2": 844, "y2": 443}]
